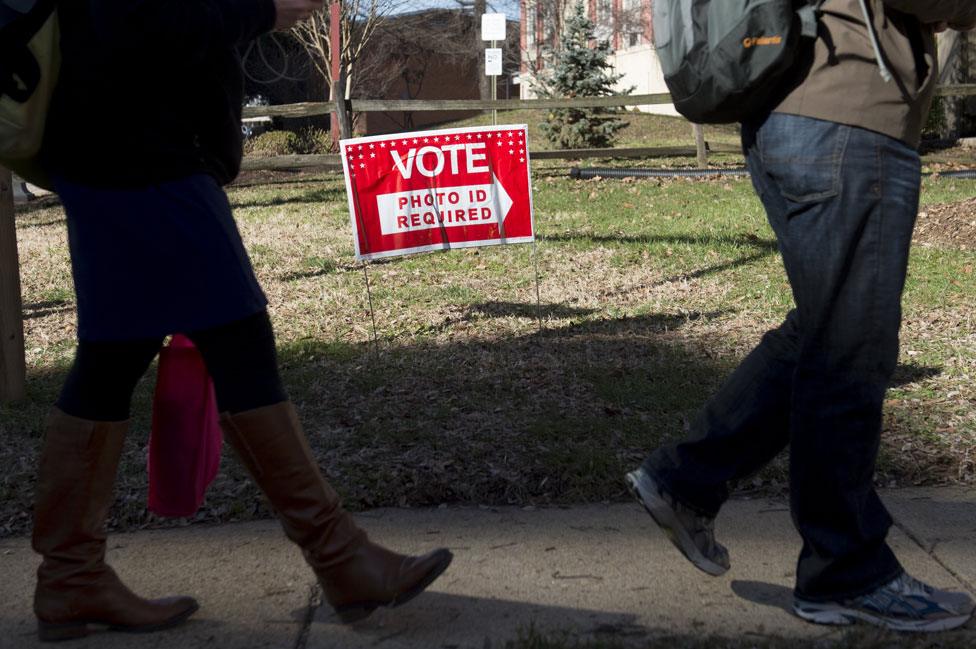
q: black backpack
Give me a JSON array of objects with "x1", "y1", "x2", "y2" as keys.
[
  {"x1": 653, "y1": 0, "x2": 825, "y2": 124},
  {"x1": 0, "y1": 0, "x2": 58, "y2": 188}
]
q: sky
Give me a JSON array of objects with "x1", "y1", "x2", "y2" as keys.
[{"x1": 397, "y1": 0, "x2": 520, "y2": 21}]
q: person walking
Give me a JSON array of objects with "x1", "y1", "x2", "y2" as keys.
[
  {"x1": 626, "y1": 0, "x2": 976, "y2": 633},
  {"x1": 31, "y1": 0, "x2": 451, "y2": 642}
]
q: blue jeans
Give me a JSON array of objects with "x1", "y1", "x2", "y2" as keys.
[{"x1": 644, "y1": 113, "x2": 919, "y2": 601}]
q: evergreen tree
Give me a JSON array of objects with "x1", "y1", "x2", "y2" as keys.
[{"x1": 534, "y1": 2, "x2": 633, "y2": 149}]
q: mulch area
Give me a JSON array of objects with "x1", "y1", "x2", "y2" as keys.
[{"x1": 913, "y1": 197, "x2": 976, "y2": 251}]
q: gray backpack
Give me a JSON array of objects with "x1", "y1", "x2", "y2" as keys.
[{"x1": 654, "y1": 0, "x2": 825, "y2": 124}]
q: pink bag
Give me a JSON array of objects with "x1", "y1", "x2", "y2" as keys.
[{"x1": 147, "y1": 334, "x2": 222, "y2": 518}]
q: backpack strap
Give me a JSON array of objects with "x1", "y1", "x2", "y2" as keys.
[
  {"x1": 0, "y1": 0, "x2": 56, "y2": 45},
  {"x1": 0, "y1": 0, "x2": 56, "y2": 103},
  {"x1": 797, "y1": 1, "x2": 827, "y2": 39}
]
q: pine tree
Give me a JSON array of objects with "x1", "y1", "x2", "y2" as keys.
[{"x1": 534, "y1": 2, "x2": 633, "y2": 149}]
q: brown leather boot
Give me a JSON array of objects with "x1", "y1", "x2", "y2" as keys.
[
  {"x1": 32, "y1": 408, "x2": 199, "y2": 642},
  {"x1": 220, "y1": 402, "x2": 452, "y2": 623}
]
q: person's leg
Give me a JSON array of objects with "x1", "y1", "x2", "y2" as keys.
[
  {"x1": 56, "y1": 337, "x2": 164, "y2": 420},
  {"x1": 33, "y1": 337, "x2": 198, "y2": 641},
  {"x1": 186, "y1": 311, "x2": 452, "y2": 623},
  {"x1": 753, "y1": 116, "x2": 906, "y2": 601},
  {"x1": 755, "y1": 115, "x2": 971, "y2": 631},
  {"x1": 626, "y1": 119, "x2": 801, "y2": 576},
  {"x1": 641, "y1": 309, "x2": 798, "y2": 515},
  {"x1": 182, "y1": 309, "x2": 286, "y2": 414}
]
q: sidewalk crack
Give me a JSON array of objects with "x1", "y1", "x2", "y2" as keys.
[
  {"x1": 893, "y1": 519, "x2": 975, "y2": 595},
  {"x1": 294, "y1": 582, "x2": 322, "y2": 649}
]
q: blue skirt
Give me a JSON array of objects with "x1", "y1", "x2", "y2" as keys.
[{"x1": 57, "y1": 174, "x2": 267, "y2": 342}]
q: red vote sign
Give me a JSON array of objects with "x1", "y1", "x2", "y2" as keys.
[{"x1": 341, "y1": 124, "x2": 535, "y2": 261}]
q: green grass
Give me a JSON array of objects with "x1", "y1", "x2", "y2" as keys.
[
  {"x1": 509, "y1": 626, "x2": 976, "y2": 649},
  {"x1": 444, "y1": 109, "x2": 741, "y2": 151}
]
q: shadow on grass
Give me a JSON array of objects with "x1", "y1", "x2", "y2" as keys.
[
  {"x1": 465, "y1": 301, "x2": 596, "y2": 321},
  {"x1": 13, "y1": 196, "x2": 62, "y2": 218},
  {"x1": 545, "y1": 233, "x2": 779, "y2": 288},
  {"x1": 17, "y1": 210, "x2": 68, "y2": 230},
  {"x1": 508, "y1": 620, "x2": 976, "y2": 648},
  {"x1": 280, "y1": 259, "x2": 361, "y2": 282},
  {"x1": 0, "y1": 307, "x2": 956, "y2": 538},
  {"x1": 543, "y1": 233, "x2": 778, "y2": 251},
  {"x1": 23, "y1": 299, "x2": 74, "y2": 320},
  {"x1": 889, "y1": 363, "x2": 941, "y2": 388},
  {"x1": 272, "y1": 311, "x2": 737, "y2": 513},
  {"x1": 228, "y1": 186, "x2": 344, "y2": 209}
]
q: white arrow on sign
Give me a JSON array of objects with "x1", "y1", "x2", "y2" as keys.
[{"x1": 376, "y1": 174, "x2": 514, "y2": 236}]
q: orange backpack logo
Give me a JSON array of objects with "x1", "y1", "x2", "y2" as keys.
[{"x1": 743, "y1": 35, "x2": 783, "y2": 48}]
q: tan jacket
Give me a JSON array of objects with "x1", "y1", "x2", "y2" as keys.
[{"x1": 775, "y1": 0, "x2": 976, "y2": 148}]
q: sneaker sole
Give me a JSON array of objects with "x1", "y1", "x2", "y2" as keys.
[
  {"x1": 625, "y1": 471, "x2": 728, "y2": 577},
  {"x1": 793, "y1": 600, "x2": 972, "y2": 633}
]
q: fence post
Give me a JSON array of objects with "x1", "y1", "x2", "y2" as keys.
[
  {"x1": 0, "y1": 167, "x2": 26, "y2": 403},
  {"x1": 693, "y1": 124, "x2": 707, "y2": 168},
  {"x1": 329, "y1": 1, "x2": 341, "y2": 147}
]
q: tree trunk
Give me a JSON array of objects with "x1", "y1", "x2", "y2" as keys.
[
  {"x1": 332, "y1": 71, "x2": 353, "y2": 140},
  {"x1": 475, "y1": 0, "x2": 490, "y2": 104}
]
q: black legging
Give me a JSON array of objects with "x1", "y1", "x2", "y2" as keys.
[{"x1": 57, "y1": 310, "x2": 287, "y2": 421}]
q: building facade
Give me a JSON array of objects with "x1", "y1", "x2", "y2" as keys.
[{"x1": 519, "y1": 0, "x2": 676, "y2": 115}]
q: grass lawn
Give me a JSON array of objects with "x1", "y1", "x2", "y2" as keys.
[
  {"x1": 511, "y1": 625, "x2": 976, "y2": 649},
  {"x1": 2, "y1": 113, "x2": 975, "y2": 538}
]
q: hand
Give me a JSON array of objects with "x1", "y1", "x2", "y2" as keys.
[{"x1": 273, "y1": 0, "x2": 324, "y2": 30}]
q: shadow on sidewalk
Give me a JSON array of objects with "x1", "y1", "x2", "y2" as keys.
[
  {"x1": 307, "y1": 590, "x2": 652, "y2": 648},
  {"x1": 731, "y1": 580, "x2": 794, "y2": 615}
]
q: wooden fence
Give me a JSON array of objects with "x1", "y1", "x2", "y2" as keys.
[
  {"x1": 241, "y1": 93, "x2": 722, "y2": 171},
  {"x1": 3, "y1": 85, "x2": 976, "y2": 402},
  {"x1": 238, "y1": 85, "x2": 976, "y2": 172},
  {"x1": 0, "y1": 168, "x2": 25, "y2": 402}
]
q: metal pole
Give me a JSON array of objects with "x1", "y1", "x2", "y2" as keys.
[
  {"x1": 532, "y1": 239, "x2": 543, "y2": 335},
  {"x1": 361, "y1": 262, "x2": 379, "y2": 352},
  {"x1": 491, "y1": 39, "x2": 498, "y2": 126},
  {"x1": 693, "y1": 123, "x2": 707, "y2": 168},
  {"x1": 0, "y1": 167, "x2": 26, "y2": 403}
]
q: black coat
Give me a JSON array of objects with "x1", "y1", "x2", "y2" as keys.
[{"x1": 44, "y1": 0, "x2": 276, "y2": 187}]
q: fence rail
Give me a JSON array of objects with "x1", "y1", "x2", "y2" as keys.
[
  {"x1": 242, "y1": 85, "x2": 976, "y2": 120},
  {"x1": 239, "y1": 85, "x2": 976, "y2": 174},
  {"x1": 239, "y1": 143, "x2": 744, "y2": 172}
]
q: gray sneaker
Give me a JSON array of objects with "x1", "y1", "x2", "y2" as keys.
[
  {"x1": 793, "y1": 572, "x2": 975, "y2": 632},
  {"x1": 625, "y1": 467, "x2": 730, "y2": 576}
]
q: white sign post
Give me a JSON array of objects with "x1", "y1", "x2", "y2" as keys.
[
  {"x1": 481, "y1": 13, "x2": 507, "y2": 126},
  {"x1": 481, "y1": 13, "x2": 506, "y2": 41},
  {"x1": 485, "y1": 48, "x2": 502, "y2": 77}
]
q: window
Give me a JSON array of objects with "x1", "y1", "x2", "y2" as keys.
[
  {"x1": 597, "y1": 0, "x2": 612, "y2": 26},
  {"x1": 623, "y1": 0, "x2": 643, "y2": 48}
]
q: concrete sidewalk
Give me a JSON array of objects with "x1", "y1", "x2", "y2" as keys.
[{"x1": 1, "y1": 488, "x2": 973, "y2": 649}]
